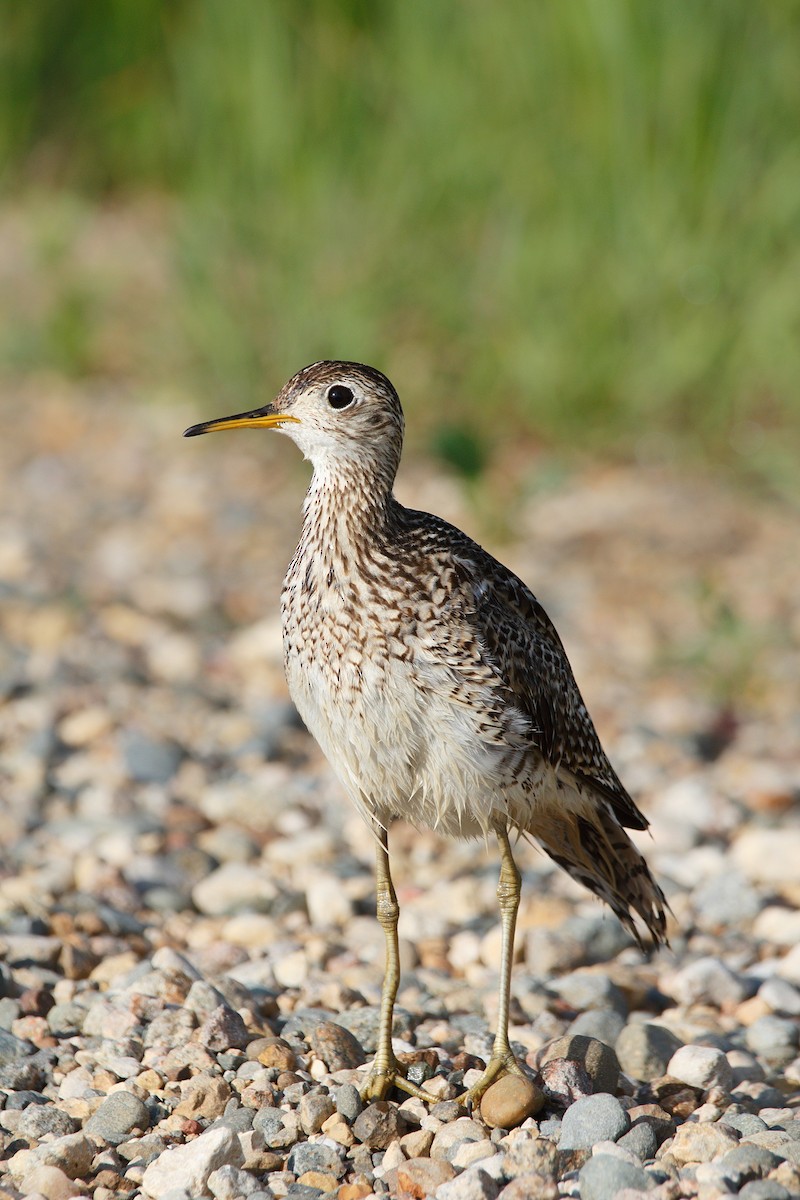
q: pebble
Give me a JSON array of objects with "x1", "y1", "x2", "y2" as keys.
[
  {"x1": 308, "y1": 1020, "x2": 366, "y2": 1070},
  {"x1": 745, "y1": 1015, "x2": 799, "y2": 1065},
  {"x1": 207, "y1": 1163, "x2": 265, "y2": 1198},
  {"x1": 335, "y1": 1082, "x2": 363, "y2": 1122},
  {"x1": 140, "y1": 1125, "x2": 245, "y2": 1198},
  {"x1": 667, "y1": 955, "x2": 748, "y2": 1007},
  {"x1": 436, "y1": 1166, "x2": 501, "y2": 1199},
  {"x1": 669, "y1": 1118, "x2": 739, "y2": 1164},
  {"x1": 430, "y1": 1115, "x2": 484, "y2": 1159},
  {"x1": 496, "y1": 1173, "x2": 558, "y2": 1200},
  {"x1": 539, "y1": 1033, "x2": 620, "y2": 1094},
  {"x1": 385, "y1": 1156, "x2": 456, "y2": 1195},
  {"x1": 286, "y1": 1140, "x2": 344, "y2": 1178},
  {"x1": 352, "y1": 1100, "x2": 407, "y2": 1148},
  {"x1": 559, "y1": 1093, "x2": 630, "y2": 1149},
  {"x1": 666, "y1": 1043, "x2": 733, "y2": 1090},
  {"x1": 84, "y1": 1089, "x2": 151, "y2": 1143},
  {"x1": 615, "y1": 1022, "x2": 684, "y2": 1081},
  {"x1": 479, "y1": 1075, "x2": 544, "y2": 1128},
  {"x1": 19, "y1": 1164, "x2": 84, "y2": 1200},
  {"x1": 578, "y1": 1152, "x2": 656, "y2": 1199},
  {"x1": 501, "y1": 1136, "x2": 558, "y2": 1178}
]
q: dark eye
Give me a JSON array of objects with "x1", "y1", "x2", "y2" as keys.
[{"x1": 327, "y1": 384, "x2": 354, "y2": 410}]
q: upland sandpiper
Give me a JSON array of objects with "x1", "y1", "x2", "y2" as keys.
[{"x1": 185, "y1": 361, "x2": 667, "y2": 1104}]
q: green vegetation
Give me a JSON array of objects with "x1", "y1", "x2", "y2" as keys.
[{"x1": 2, "y1": 1, "x2": 799, "y2": 482}]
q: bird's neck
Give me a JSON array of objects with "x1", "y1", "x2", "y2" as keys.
[{"x1": 300, "y1": 460, "x2": 397, "y2": 555}]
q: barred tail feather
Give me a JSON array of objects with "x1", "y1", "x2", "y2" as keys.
[{"x1": 525, "y1": 788, "x2": 668, "y2": 949}]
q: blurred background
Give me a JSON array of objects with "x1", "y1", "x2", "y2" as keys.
[{"x1": 2, "y1": 0, "x2": 799, "y2": 487}]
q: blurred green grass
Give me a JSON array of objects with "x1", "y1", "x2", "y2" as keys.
[{"x1": 1, "y1": 1, "x2": 799, "y2": 484}]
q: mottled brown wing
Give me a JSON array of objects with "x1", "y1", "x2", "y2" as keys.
[{"x1": 448, "y1": 545, "x2": 650, "y2": 834}]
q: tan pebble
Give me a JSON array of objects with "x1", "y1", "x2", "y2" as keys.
[
  {"x1": 58, "y1": 706, "x2": 112, "y2": 746},
  {"x1": 399, "y1": 1128, "x2": 433, "y2": 1158},
  {"x1": 390, "y1": 1156, "x2": 455, "y2": 1197},
  {"x1": 417, "y1": 1075, "x2": 457, "y2": 1101},
  {"x1": 735, "y1": 995, "x2": 772, "y2": 1025},
  {"x1": 381, "y1": 1141, "x2": 407, "y2": 1171},
  {"x1": 480, "y1": 1074, "x2": 544, "y2": 1129},
  {"x1": 174, "y1": 1075, "x2": 231, "y2": 1119},
  {"x1": 20, "y1": 1164, "x2": 83, "y2": 1200},
  {"x1": 255, "y1": 1036, "x2": 298, "y2": 1070},
  {"x1": 135, "y1": 1069, "x2": 165, "y2": 1094},
  {"x1": 298, "y1": 1171, "x2": 340, "y2": 1190},
  {"x1": 321, "y1": 1113, "x2": 355, "y2": 1146},
  {"x1": 450, "y1": 1138, "x2": 496, "y2": 1169},
  {"x1": 338, "y1": 1178, "x2": 373, "y2": 1200}
]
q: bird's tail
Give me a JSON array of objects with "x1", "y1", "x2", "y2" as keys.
[{"x1": 526, "y1": 789, "x2": 668, "y2": 949}]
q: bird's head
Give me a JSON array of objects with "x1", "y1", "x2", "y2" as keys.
[{"x1": 184, "y1": 360, "x2": 405, "y2": 486}]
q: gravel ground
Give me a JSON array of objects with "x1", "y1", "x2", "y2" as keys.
[{"x1": 1, "y1": 378, "x2": 799, "y2": 1200}]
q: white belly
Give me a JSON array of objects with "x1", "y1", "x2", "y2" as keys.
[{"x1": 283, "y1": 612, "x2": 547, "y2": 840}]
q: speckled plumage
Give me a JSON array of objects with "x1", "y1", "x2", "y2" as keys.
[
  {"x1": 273, "y1": 361, "x2": 666, "y2": 946},
  {"x1": 186, "y1": 360, "x2": 666, "y2": 1102}
]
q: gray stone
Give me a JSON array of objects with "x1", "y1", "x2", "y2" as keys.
[
  {"x1": 17, "y1": 1102, "x2": 79, "y2": 1140},
  {"x1": 559, "y1": 1093, "x2": 629, "y2": 1150},
  {"x1": 666, "y1": 1044, "x2": 733, "y2": 1091},
  {"x1": 553, "y1": 971, "x2": 627, "y2": 1016},
  {"x1": 0, "y1": 1057, "x2": 46, "y2": 1091},
  {"x1": 616, "y1": 1120, "x2": 658, "y2": 1162},
  {"x1": 286, "y1": 1140, "x2": 344, "y2": 1178},
  {"x1": 738, "y1": 1182, "x2": 792, "y2": 1200},
  {"x1": 207, "y1": 1163, "x2": 265, "y2": 1198},
  {"x1": 718, "y1": 1143, "x2": 784, "y2": 1187},
  {"x1": 578, "y1": 1152, "x2": 656, "y2": 1199},
  {"x1": 121, "y1": 729, "x2": 182, "y2": 782},
  {"x1": 85, "y1": 1090, "x2": 151, "y2": 1144},
  {"x1": 745, "y1": 1016, "x2": 799, "y2": 1065},
  {"x1": 693, "y1": 871, "x2": 761, "y2": 928},
  {"x1": 46, "y1": 1002, "x2": 85, "y2": 1036},
  {"x1": 568, "y1": 1009, "x2": 625, "y2": 1046},
  {"x1": 721, "y1": 1113, "x2": 768, "y2": 1137},
  {"x1": 335, "y1": 1082, "x2": 363, "y2": 1123},
  {"x1": 0, "y1": 1028, "x2": 34, "y2": 1066},
  {"x1": 758, "y1": 978, "x2": 800, "y2": 1016},
  {"x1": 335, "y1": 1004, "x2": 413, "y2": 1052},
  {"x1": 252, "y1": 1107, "x2": 299, "y2": 1149},
  {"x1": 668, "y1": 956, "x2": 747, "y2": 1007},
  {"x1": 615, "y1": 1022, "x2": 683, "y2": 1082}
]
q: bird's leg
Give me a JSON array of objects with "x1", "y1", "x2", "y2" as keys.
[
  {"x1": 459, "y1": 822, "x2": 526, "y2": 1106},
  {"x1": 360, "y1": 822, "x2": 433, "y2": 1102}
]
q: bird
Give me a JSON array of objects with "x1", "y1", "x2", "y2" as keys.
[{"x1": 184, "y1": 360, "x2": 667, "y2": 1105}]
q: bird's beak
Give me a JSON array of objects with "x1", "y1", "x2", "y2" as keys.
[{"x1": 183, "y1": 404, "x2": 300, "y2": 438}]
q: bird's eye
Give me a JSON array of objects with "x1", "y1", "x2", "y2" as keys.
[{"x1": 327, "y1": 384, "x2": 355, "y2": 410}]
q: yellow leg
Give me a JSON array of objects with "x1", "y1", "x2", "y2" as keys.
[
  {"x1": 360, "y1": 822, "x2": 434, "y2": 1102},
  {"x1": 459, "y1": 823, "x2": 526, "y2": 1105}
]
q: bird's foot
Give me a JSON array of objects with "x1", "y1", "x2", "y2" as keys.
[
  {"x1": 360, "y1": 1056, "x2": 436, "y2": 1103},
  {"x1": 457, "y1": 1049, "x2": 526, "y2": 1108}
]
